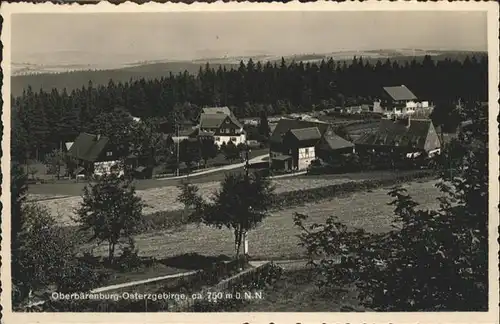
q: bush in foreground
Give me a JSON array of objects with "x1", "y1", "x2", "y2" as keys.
[{"x1": 294, "y1": 103, "x2": 488, "y2": 311}]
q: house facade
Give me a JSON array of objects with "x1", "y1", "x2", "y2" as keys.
[
  {"x1": 269, "y1": 119, "x2": 354, "y2": 171},
  {"x1": 373, "y1": 85, "x2": 430, "y2": 116},
  {"x1": 67, "y1": 133, "x2": 124, "y2": 178},
  {"x1": 198, "y1": 106, "x2": 246, "y2": 146}
]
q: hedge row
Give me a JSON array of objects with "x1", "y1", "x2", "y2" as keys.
[
  {"x1": 138, "y1": 170, "x2": 435, "y2": 233},
  {"x1": 271, "y1": 170, "x2": 435, "y2": 209}
]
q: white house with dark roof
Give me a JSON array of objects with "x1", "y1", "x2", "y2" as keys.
[
  {"x1": 198, "y1": 106, "x2": 246, "y2": 146},
  {"x1": 269, "y1": 118, "x2": 354, "y2": 171},
  {"x1": 374, "y1": 85, "x2": 431, "y2": 116}
]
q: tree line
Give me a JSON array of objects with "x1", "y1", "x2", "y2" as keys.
[{"x1": 12, "y1": 54, "x2": 487, "y2": 160}]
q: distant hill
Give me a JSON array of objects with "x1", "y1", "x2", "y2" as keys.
[{"x1": 11, "y1": 49, "x2": 486, "y2": 97}]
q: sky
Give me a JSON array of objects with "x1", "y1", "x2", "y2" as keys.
[{"x1": 11, "y1": 11, "x2": 487, "y2": 66}]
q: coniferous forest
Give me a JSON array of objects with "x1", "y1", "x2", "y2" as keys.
[{"x1": 12, "y1": 55, "x2": 487, "y2": 160}]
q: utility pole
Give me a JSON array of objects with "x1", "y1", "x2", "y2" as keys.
[
  {"x1": 176, "y1": 122, "x2": 180, "y2": 177},
  {"x1": 243, "y1": 144, "x2": 251, "y2": 257}
]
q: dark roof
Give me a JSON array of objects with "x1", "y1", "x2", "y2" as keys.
[
  {"x1": 199, "y1": 106, "x2": 243, "y2": 130},
  {"x1": 270, "y1": 118, "x2": 330, "y2": 145},
  {"x1": 74, "y1": 166, "x2": 85, "y2": 175},
  {"x1": 199, "y1": 112, "x2": 243, "y2": 129},
  {"x1": 198, "y1": 130, "x2": 215, "y2": 137},
  {"x1": 202, "y1": 106, "x2": 232, "y2": 115},
  {"x1": 179, "y1": 128, "x2": 197, "y2": 137},
  {"x1": 319, "y1": 130, "x2": 355, "y2": 150},
  {"x1": 355, "y1": 118, "x2": 433, "y2": 150},
  {"x1": 289, "y1": 127, "x2": 322, "y2": 142},
  {"x1": 272, "y1": 155, "x2": 292, "y2": 161},
  {"x1": 68, "y1": 133, "x2": 110, "y2": 162},
  {"x1": 383, "y1": 85, "x2": 417, "y2": 101},
  {"x1": 200, "y1": 113, "x2": 227, "y2": 128}
]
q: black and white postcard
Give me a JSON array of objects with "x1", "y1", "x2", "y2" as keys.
[{"x1": 1, "y1": 1, "x2": 499, "y2": 323}]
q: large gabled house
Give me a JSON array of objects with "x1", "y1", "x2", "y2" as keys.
[
  {"x1": 67, "y1": 133, "x2": 124, "y2": 178},
  {"x1": 373, "y1": 85, "x2": 431, "y2": 116},
  {"x1": 198, "y1": 106, "x2": 246, "y2": 146},
  {"x1": 269, "y1": 119, "x2": 354, "y2": 171},
  {"x1": 354, "y1": 116, "x2": 441, "y2": 157}
]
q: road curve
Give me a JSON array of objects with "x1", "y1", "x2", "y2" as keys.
[{"x1": 155, "y1": 154, "x2": 269, "y2": 181}]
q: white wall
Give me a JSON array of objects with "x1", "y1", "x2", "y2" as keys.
[
  {"x1": 215, "y1": 132, "x2": 246, "y2": 146},
  {"x1": 297, "y1": 146, "x2": 315, "y2": 170},
  {"x1": 94, "y1": 160, "x2": 124, "y2": 177}
]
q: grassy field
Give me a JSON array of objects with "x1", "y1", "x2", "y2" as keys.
[
  {"x1": 37, "y1": 176, "x2": 354, "y2": 226},
  {"x1": 79, "y1": 179, "x2": 441, "y2": 261}
]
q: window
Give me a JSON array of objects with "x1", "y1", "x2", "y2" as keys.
[
  {"x1": 215, "y1": 137, "x2": 220, "y2": 141},
  {"x1": 231, "y1": 137, "x2": 237, "y2": 142},
  {"x1": 106, "y1": 151, "x2": 113, "y2": 157}
]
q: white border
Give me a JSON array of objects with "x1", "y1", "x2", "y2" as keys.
[{"x1": 1, "y1": 2, "x2": 499, "y2": 324}]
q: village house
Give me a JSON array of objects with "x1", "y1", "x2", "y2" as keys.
[
  {"x1": 354, "y1": 116, "x2": 441, "y2": 158},
  {"x1": 373, "y1": 85, "x2": 431, "y2": 116},
  {"x1": 269, "y1": 119, "x2": 354, "y2": 171},
  {"x1": 67, "y1": 133, "x2": 124, "y2": 178},
  {"x1": 197, "y1": 106, "x2": 246, "y2": 146}
]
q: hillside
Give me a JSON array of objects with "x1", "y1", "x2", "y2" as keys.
[{"x1": 11, "y1": 49, "x2": 486, "y2": 97}]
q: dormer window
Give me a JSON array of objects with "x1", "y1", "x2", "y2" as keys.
[{"x1": 106, "y1": 151, "x2": 113, "y2": 157}]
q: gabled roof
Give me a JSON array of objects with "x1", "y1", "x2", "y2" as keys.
[
  {"x1": 202, "y1": 106, "x2": 232, "y2": 115},
  {"x1": 270, "y1": 118, "x2": 330, "y2": 145},
  {"x1": 289, "y1": 127, "x2": 322, "y2": 142},
  {"x1": 199, "y1": 111, "x2": 243, "y2": 129},
  {"x1": 355, "y1": 118, "x2": 433, "y2": 150},
  {"x1": 383, "y1": 85, "x2": 417, "y2": 101},
  {"x1": 319, "y1": 130, "x2": 355, "y2": 150},
  {"x1": 199, "y1": 113, "x2": 229, "y2": 128},
  {"x1": 68, "y1": 133, "x2": 110, "y2": 162}
]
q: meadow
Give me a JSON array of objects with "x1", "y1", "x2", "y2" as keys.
[{"x1": 79, "y1": 180, "x2": 441, "y2": 261}]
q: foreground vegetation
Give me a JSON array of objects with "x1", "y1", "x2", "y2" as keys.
[{"x1": 294, "y1": 103, "x2": 488, "y2": 311}]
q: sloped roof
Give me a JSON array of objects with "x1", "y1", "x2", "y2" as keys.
[
  {"x1": 355, "y1": 118, "x2": 432, "y2": 150},
  {"x1": 68, "y1": 133, "x2": 110, "y2": 162},
  {"x1": 270, "y1": 118, "x2": 330, "y2": 145},
  {"x1": 199, "y1": 113, "x2": 228, "y2": 128},
  {"x1": 289, "y1": 127, "x2": 322, "y2": 142},
  {"x1": 179, "y1": 128, "x2": 197, "y2": 137},
  {"x1": 319, "y1": 130, "x2": 355, "y2": 150},
  {"x1": 199, "y1": 112, "x2": 243, "y2": 129},
  {"x1": 198, "y1": 130, "x2": 215, "y2": 137},
  {"x1": 383, "y1": 85, "x2": 417, "y2": 101},
  {"x1": 272, "y1": 155, "x2": 292, "y2": 161},
  {"x1": 202, "y1": 106, "x2": 232, "y2": 115}
]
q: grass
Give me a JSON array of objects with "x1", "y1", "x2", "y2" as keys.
[
  {"x1": 37, "y1": 175, "x2": 356, "y2": 226},
  {"x1": 78, "y1": 180, "x2": 441, "y2": 261},
  {"x1": 237, "y1": 269, "x2": 365, "y2": 311}
]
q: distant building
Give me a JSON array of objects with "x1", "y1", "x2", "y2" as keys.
[
  {"x1": 269, "y1": 119, "x2": 354, "y2": 171},
  {"x1": 67, "y1": 133, "x2": 125, "y2": 178},
  {"x1": 198, "y1": 106, "x2": 246, "y2": 146},
  {"x1": 354, "y1": 116, "x2": 441, "y2": 156},
  {"x1": 373, "y1": 85, "x2": 432, "y2": 116}
]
